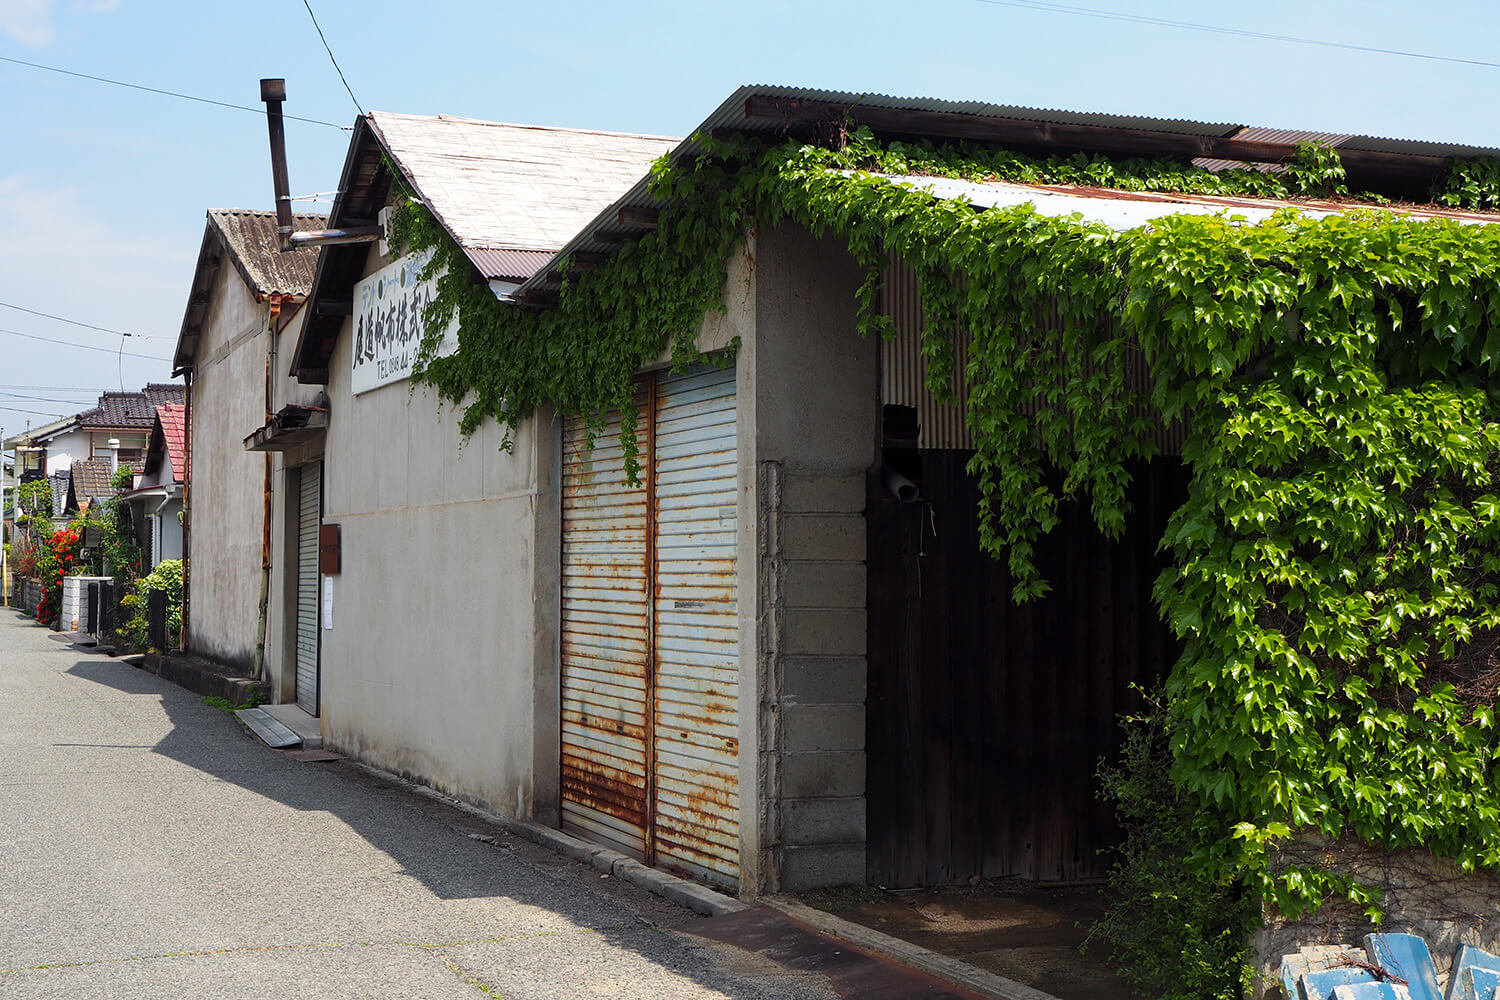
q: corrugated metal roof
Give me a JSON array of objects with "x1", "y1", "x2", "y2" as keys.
[
  {"x1": 208, "y1": 209, "x2": 326, "y2": 296},
  {"x1": 515, "y1": 85, "x2": 1500, "y2": 299},
  {"x1": 695, "y1": 84, "x2": 1246, "y2": 139},
  {"x1": 368, "y1": 113, "x2": 679, "y2": 257},
  {"x1": 466, "y1": 248, "x2": 556, "y2": 281},
  {"x1": 1194, "y1": 127, "x2": 1350, "y2": 173}
]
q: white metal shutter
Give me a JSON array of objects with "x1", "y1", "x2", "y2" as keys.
[
  {"x1": 651, "y1": 366, "x2": 739, "y2": 886},
  {"x1": 296, "y1": 463, "x2": 321, "y2": 715},
  {"x1": 560, "y1": 394, "x2": 651, "y2": 859}
]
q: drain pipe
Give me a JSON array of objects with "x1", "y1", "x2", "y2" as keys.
[
  {"x1": 251, "y1": 294, "x2": 280, "y2": 685},
  {"x1": 260, "y1": 78, "x2": 380, "y2": 251}
]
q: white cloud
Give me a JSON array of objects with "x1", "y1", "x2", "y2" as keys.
[
  {"x1": 0, "y1": 0, "x2": 56, "y2": 46},
  {"x1": 0, "y1": 0, "x2": 120, "y2": 47},
  {"x1": 0, "y1": 175, "x2": 195, "y2": 395}
]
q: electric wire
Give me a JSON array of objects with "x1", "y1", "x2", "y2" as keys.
[
  {"x1": 0, "y1": 385, "x2": 109, "y2": 393},
  {"x1": 0, "y1": 404, "x2": 68, "y2": 418},
  {"x1": 0, "y1": 391, "x2": 102, "y2": 406},
  {"x1": 0, "y1": 328, "x2": 172, "y2": 363},
  {"x1": 972, "y1": 0, "x2": 1500, "y2": 70},
  {"x1": 0, "y1": 299, "x2": 163, "y2": 339},
  {"x1": 0, "y1": 54, "x2": 346, "y2": 128},
  {"x1": 303, "y1": 0, "x2": 364, "y2": 116}
]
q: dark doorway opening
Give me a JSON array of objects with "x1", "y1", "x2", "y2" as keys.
[{"x1": 866, "y1": 453, "x2": 1188, "y2": 887}]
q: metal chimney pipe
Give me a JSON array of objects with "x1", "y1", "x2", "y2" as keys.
[{"x1": 260, "y1": 78, "x2": 295, "y2": 250}]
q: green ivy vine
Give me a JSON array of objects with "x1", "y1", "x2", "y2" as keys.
[{"x1": 392, "y1": 128, "x2": 1500, "y2": 978}]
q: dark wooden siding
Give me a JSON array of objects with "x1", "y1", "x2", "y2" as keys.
[{"x1": 866, "y1": 452, "x2": 1187, "y2": 887}]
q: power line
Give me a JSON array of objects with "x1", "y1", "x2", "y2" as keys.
[
  {"x1": 0, "y1": 328, "x2": 172, "y2": 363},
  {"x1": 0, "y1": 404, "x2": 68, "y2": 418},
  {"x1": 972, "y1": 0, "x2": 1500, "y2": 70},
  {"x1": 0, "y1": 390, "x2": 99, "y2": 406},
  {"x1": 0, "y1": 299, "x2": 166, "y2": 340},
  {"x1": 0, "y1": 53, "x2": 346, "y2": 129},
  {"x1": 304, "y1": 0, "x2": 364, "y2": 116}
]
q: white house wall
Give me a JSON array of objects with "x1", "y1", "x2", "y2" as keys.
[
  {"x1": 41, "y1": 429, "x2": 90, "y2": 475},
  {"x1": 314, "y1": 241, "x2": 560, "y2": 821},
  {"x1": 186, "y1": 260, "x2": 270, "y2": 672}
]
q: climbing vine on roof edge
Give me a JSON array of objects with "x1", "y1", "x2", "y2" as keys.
[{"x1": 394, "y1": 132, "x2": 1500, "y2": 976}]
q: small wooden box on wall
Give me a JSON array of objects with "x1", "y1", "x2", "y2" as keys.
[{"x1": 319, "y1": 523, "x2": 341, "y2": 574}]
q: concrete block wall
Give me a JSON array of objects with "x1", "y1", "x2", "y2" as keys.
[
  {"x1": 776, "y1": 474, "x2": 869, "y2": 889},
  {"x1": 750, "y1": 222, "x2": 877, "y2": 892}
]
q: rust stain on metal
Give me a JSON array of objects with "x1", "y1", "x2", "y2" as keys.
[{"x1": 561, "y1": 366, "x2": 741, "y2": 889}]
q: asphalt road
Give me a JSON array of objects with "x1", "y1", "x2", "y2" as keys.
[{"x1": 0, "y1": 609, "x2": 838, "y2": 1000}]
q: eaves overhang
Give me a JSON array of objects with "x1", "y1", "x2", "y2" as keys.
[
  {"x1": 243, "y1": 403, "x2": 329, "y2": 452},
  {"x1": 513, "y1": 84, "x2": 1500, "y2": 303}
]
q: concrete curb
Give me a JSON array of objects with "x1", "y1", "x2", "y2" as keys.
[
  {"x1": 344, "y1": 761, "x2": 747, "y2": 918},
  {"x1": 763, "y1": 895, "x2": 1064, "y2": 1000},
  {"x1": 140, "y1": 651, "x2": 268, "y2": 705}
]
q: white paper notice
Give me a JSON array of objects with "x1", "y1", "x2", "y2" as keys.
[{"x1": 322, "y1": 576, "x2": 333, "y2": 630}]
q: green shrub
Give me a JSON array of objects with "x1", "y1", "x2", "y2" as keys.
[
  {"x1": 1092, "y1": 697, "x2": 1260, "y2": 1000},
  {"x1": 119, "y1": 559, "x2": 183, "y2": 652}
]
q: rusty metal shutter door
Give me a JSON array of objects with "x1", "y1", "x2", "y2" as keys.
[
  {"x1": 560, "y1": 397, "x2": 651, "y2": 859},
  {"x1": 296, "y1": 462, "x2": 321, "y2": 715},
  {"x1": 652, "y1": 366, "x2": 739, "y2": 887}
]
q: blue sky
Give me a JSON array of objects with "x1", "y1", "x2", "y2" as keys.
[{"x1": 4, "y1": 0, "x2": 1500, "y2": 433}]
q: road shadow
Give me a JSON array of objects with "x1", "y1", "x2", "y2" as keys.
[{"x1": 55, "y1": 652, "x2": 833, "y2": 1000}]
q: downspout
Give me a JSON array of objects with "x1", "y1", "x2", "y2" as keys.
[
  {"x1": 251, "y1": 294, "x2": 280, "y2": 684},
  {"x1": 181, "y1": 370, "x2": 192, "y2": 651}
]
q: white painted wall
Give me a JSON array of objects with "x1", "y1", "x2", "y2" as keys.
[
  {"x1": 312, "y1": 239, "x2": 559, "y2": 820},
  {"x1": 41, "y1": 429, "x2": 90, "y2": 475},
  {"x1": 185, "y1": 262, "x2": 270, "y2": 672}
]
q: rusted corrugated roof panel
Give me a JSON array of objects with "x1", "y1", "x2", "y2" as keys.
[
  {"x1": 368, "y1": 113, "x2": 679, "y2": 256},
  {"x1": 208, "y1": 209, "x2": 327, "y2": 297},
  {"x1": 466, "y1": 248, "x2": 555, "y2": 281},
  {"x1": 866, "y1": 172, "x2": 1500, "y2": 230}
]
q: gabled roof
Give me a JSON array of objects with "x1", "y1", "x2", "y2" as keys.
[
  {"x1": 208, "y1": 209, "x2": 326, "y2": 296},
  {"x1": 67, "y1": 457, "x2": 114, "y2": 511},
  {"x1": 143, "y1": 403, "x2": 186, "y2": 484},
  {"x1": 291, "y1": 113, "x2": 678, "y2": 382},
  {"x1": 369, "y1": 112, "x2": 678, "y2": 258},
  {"x1": 173, "y1": 210, "x2": 328, "y2": 374}
]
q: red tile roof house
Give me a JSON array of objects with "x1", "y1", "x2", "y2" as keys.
[{"x1": 117, "y1": 403, "x2": 188, "y2": 570}]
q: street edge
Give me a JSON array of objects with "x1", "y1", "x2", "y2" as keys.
[
  {"x1": 762, "y1": 894, "x2": 1065, "y2": 1000},
  {"x1": 343, "y1": 760, "x2": 748, "y2": 918}
]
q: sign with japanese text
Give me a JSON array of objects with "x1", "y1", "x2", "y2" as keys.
[{"x1": 350, "y1": 250, "x2": 458, "y2": 395}]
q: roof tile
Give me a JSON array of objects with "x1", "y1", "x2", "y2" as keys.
[{"x1": 208, "y1": 209, "x2": 328, "y2": 296}]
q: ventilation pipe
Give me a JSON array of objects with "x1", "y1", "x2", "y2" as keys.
[{"x1": 260, "y1": 78, "x2": 381, "y2": 251}]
